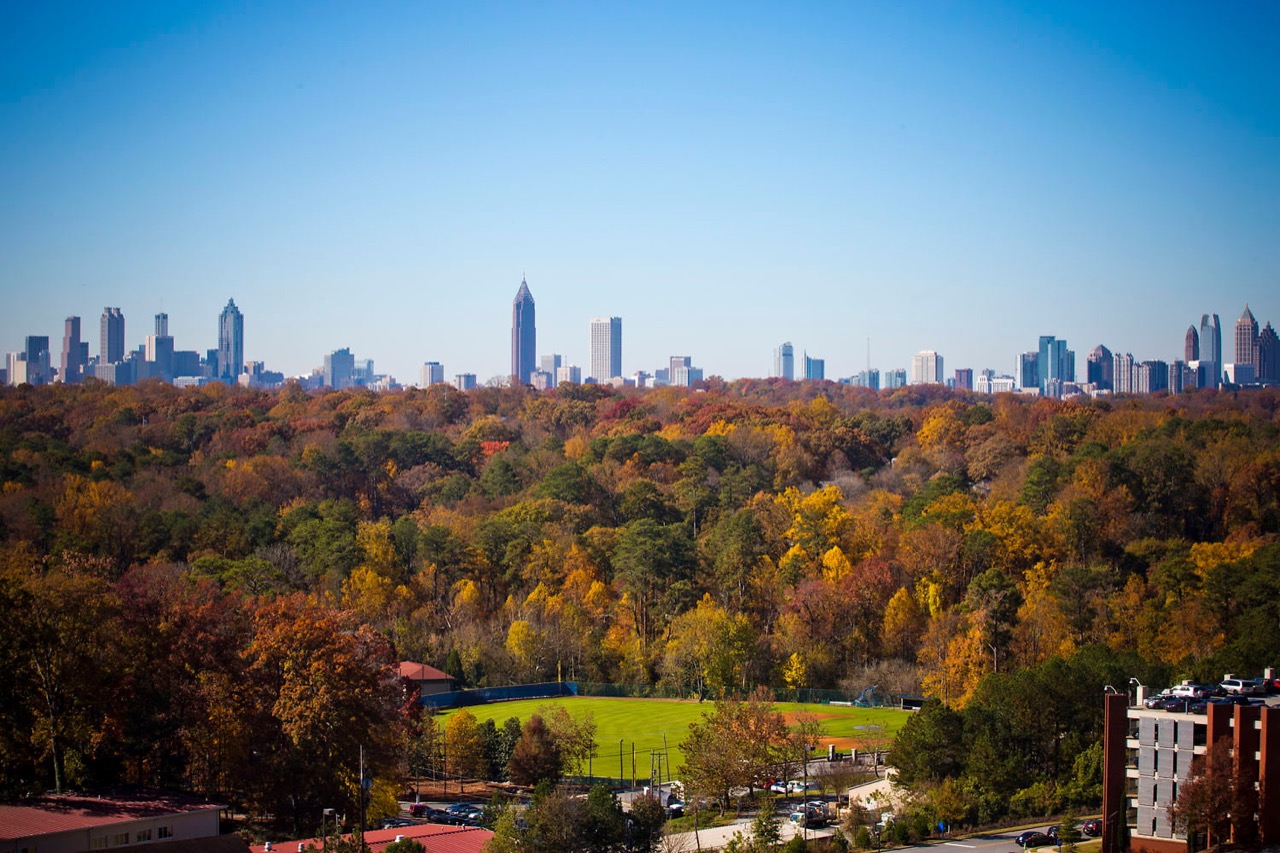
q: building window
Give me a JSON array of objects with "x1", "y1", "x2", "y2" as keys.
[
  {"x1": 158, "y1": 826, "x2": 173, "y2": 839},
  {"x1": 114, "y1": 832, "x2": 130, "y2": 845},
  {"x1": 91, "y1": 837, "x2": 108, "y2": 849},
  {"x1": 137, "y1": 829, "x2": 152, "y2": 841}
]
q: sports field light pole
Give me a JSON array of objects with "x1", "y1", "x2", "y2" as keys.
[{"x1": 619, "y1": 739, "x2": 624, "y2": 790}]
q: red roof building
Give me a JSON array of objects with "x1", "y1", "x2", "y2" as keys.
[
  {"x1": 248, "y1": 823, "x2": 492, "y2": 853},
  {"x1": 397, "y1": 662, "x2": 455, "y2": 697},
  {"x1": 0, "y1": 790, "x2": 226, "y2": 853}
]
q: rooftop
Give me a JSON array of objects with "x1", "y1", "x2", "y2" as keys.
[
  {"x1": 249, "y1": 823, "x2": 493, "y2": 853},
  {"x1": 0, "y1": 790, "x2": 224, "y2": 841},
  {"x1": 398, "y1": 661, "x2": 452, "y2": 682}
]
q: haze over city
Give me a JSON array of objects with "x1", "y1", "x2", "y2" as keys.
[{"x1": 3, "y1": 3, "x2": 1278, "y2": 382}]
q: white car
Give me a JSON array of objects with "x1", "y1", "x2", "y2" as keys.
[{"x1": 786, "y1": 780, "x2": 818, "y2": 794}]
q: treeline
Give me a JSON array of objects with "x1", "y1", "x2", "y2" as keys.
[{"x1": 2, "y1": 379, "x2": 1279, "y2": 817}]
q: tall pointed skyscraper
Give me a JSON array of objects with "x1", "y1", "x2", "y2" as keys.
[
  {"x1": 218, "y1": 299, "x2": 244, "y2": 381},
  {"x1": 511, "y1": 276, "x2": 536, "y2": 385},
  {"x1": 1235, "y1": 303, "x2": 1259, "y2": 369}
]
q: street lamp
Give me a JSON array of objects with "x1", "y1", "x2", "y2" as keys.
[{"x1": 321, "y1": 808, "x2": 335, "y2": 852}]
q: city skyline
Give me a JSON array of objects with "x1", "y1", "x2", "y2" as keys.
[{"x1": 2, "y1": 4, "x2": 1278, "y2": 381}]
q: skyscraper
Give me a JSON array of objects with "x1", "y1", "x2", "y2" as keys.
[
  {"x1": 218, "y1": 299, "x2": 244, "y2": 380},
  {"x1": 589, "y1": 317, "x2": 622, "y2": 382},
  {"x1": 1017, "y1": 352, "x2": 1039, "y2": 391},
  {"x1": 911, "y1": 350, "x2": 944, "y2": 385},
  {"x1": 1184, "y1": 325, "x2": 1199, "y2": 362},
  {"x1": 954, "y1": 368, "x2": 973, "y2": 391},
  {"x1": 1087, "y1": 345, "x2": 1113, "y2": 390},
  {"x1": 420, "y1": 362, "x2": 445, "y2": 387},
  {"x1": 511, "y1": 277, "x2": 536, "y2": 385},
  {"x1": 1258, "y1": 323, "x2": 1279, "y2": 383},
  {"x1": 155, "y1": 313, "x2": 168, "y2": 337},
  {"x1": 802, "y1": 353, "x2": 825, "y2": 380},
  {"x1": 774, "y1": 342, "x2": 794, "y2": 380},
  {"x1": 60, "y1": 316, "x2": 84, "y2": 384},
  {"x1": 100, "y1": 307, "x2": 124, "y2": 365},
  {"x1": 1037, "y1": 335, "x2": 1074, "y2": 397},
  {"x1": 1200, "y1": 313, "x2": 1222, "y2": 388},
  {"x1": 1235, "y1": 304, "x2": 1259, "y2": 370},
  {"x1": 323, "y1": 348, "x2": 355, "y2": 389}
]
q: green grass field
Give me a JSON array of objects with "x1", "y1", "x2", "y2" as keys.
[{"x1": 439, "y1": 696, "x2": 906, "y2": 778}]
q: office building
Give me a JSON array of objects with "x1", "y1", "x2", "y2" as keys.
[
  {"x1": 420, "y1": 362, "x2": 445, "y2": 387},
  {"x1": 1136, "y1": 360, "x2": 1168, "y2": 394},
  {"x1": 1199, "y1": 314, "x2": 1222, "y2": 389},
  {"x1": 530, "y1": 370, "x2": 554, "y2": 390},
  {"x1": 323, "y1": 348, "x2": 355, "y2": 389},
  {"x1": 1259, "y1": 323, "x2": 1279, "y2": 383},
  {"x1": 556, "y1": 364, "x2": 582, "y2": 385},
  {"x1": 911, "y1": 350, "x2": 944, "y2": 385},
  {"x1": 847, "y1": 369, "x2": 880, "y2": 390},
  {"x1": 1017, "y1": 352, "x2": 1039, "y2": 392},
  {"x1": 146, "y1": 333, "x2": 175, "y2": 380},
  {"x1": 953, "y1": 368, "x2": 973, "y2": 391},
  {"x1": 1037, "y1": 335, "x2": 1075, "y2": 397},
  {"x1": 540, "y1": 354, "x2": 562, "y2": 375},
  {"x1": 20, "y1": 336, "x2": 51, "y2": 385},
  {"x1": 589, "y1": 317, "x2": 622, "y2": 382},
  {"x1": 975, "y1": 370, "x2": 1017, "y2": 394},
  {"x1": 454, "y1": 373, "x2": 477, "y2": 391},
  {"x1": 1235, "y1": 303, "x2": 1259, "y2": 373},
  {"x1": 1184, "y1": 326, "x2": 1199, "y2": 362},
  {"x1": 60, "y1": 316, "x2": 84, "y2": 384},
  {"x1": 511, "y1": 277, "x2": 536, "y2": 385},
  {"x1": 672, "y1": 364, "x2": 704, "y2": 387},
  {"x1": 803, "y1": 353, "x2": 825, "y2": 381},
  {"x1": 1087, "y1": 345, "x2": 1113, "y2": 391},
  {"x1": 774, "y1": 342, "x2": 795, "y2": 380},
  {"x1": 883, "y1": 368, "x2": 907, "y2": 389},
  {"x1": 1100, "y1": 684, "x2": 1280, "y2": 853},
  {"x1": 218, "y1": 299, "x2": 244, "y2": 381},
  {"x1": 100, "y1": 307, "x2": 125, "y2": 365},
  {"x1": 1168, "y1": 360, "x2": 1186, "y2": 394},
  {"x1": 155, "y1": 312, "x2": 168, "y2": 337}
]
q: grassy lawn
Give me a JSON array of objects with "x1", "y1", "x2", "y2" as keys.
[{"x1": 438, "y1": 696, "x2": 907, "y2": 777}]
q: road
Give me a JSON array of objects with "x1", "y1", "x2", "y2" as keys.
[{"x1": 663, "y1": 820, "x2": 1064, "y2": 853}]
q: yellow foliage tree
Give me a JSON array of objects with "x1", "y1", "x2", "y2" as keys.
[{"x1": 782, "y1": 652, "x2": 807, "y2": 691}]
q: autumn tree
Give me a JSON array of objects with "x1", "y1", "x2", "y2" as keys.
[
  {"x1": 508, "y1": 714, "x2": 563, "y2": 786},
  {"x1": 681, "y1": 690, "x2": 787, "y2": 811},
  {"x1": 1168, "y1": 738, "x2": 1234, "y2": 852}
]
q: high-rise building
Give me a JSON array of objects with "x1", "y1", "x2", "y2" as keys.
[
  {"x1": 21, "y1": 336, "x2": 51, "y2": 385},
  {"x1": 1087, "y1": 345, "x2": 1113, "y2": 390},
  {"x1": 954, "y1": 368, "x2": 973, "y2": 391},
  {"x1": 1235, "y1": 303, "x2": 1259, "y2": 371},
  {"x1": 146, "y1": 333, "x2": 175, "y2": 379},
  {"x1": 1259, "y1": 322, "x2": 1279, "y2": 383},
  {"x1": 540, "y1": 354, "x2": 562, "y2": 375},
  {"x1": 155, "y1": 313, "x2": 168, "y2": 337},
  {"x1": 1136, "y1": 360, "x2": 1168, "y2": 394},
  {"x1": 1037, "y1": 335, "x2": 1074, "y2": 397},
  {"x1": 672, "y1": 364, "x2": 704, "y2": 387},
  {"x1": 670, "y1": 356, "x2": 692, "y2": 377},
  {"x1": 1184, "y1": 325, "x2": 1199, "y2": 362},
  {"x1": 1200, "y1": 313, "x2": 1222, "y2": 388},
  {"x1": 883, "y1": 368, "x2": 907, "y2": 389},
  {"x1": 589, "y1": 317, "x2": 622, "y2": 382},
  {"x1": 420, "y1": 362, "x2": 445, "y2": 387},
  {"x1": 454, "y1": 373, "x2": 477, "y2": 391},
  {"x1": 60, "y1": 316, "x2": 84, "y2": 384},
  {"x1": 511, "y1": 277, "x2": 536, "y2": 385},
  {"x1": 774, "y1": 342, "x2": 794, "y2": 380},
  {"x1": 1168, "y1": 360, "x2": 1185, "y2": 394},
  {"x1": 100, "y1": 307, "x2": 124, "y2": 365},
  {"x1": 556, "y1": 364, "x2": 582, "y2": 385},
  {"x1": 802, "y1": 353, "x2": 825, "y2": 381},
  {"x1": 218, "y1": 299, "x2": 244, "y2": 381},
  {"x1": 848, "y1": 369, "x2": 880, "y2": 390},
  {"x1": 323, "y1": 348, "x2": 355, "y2": 389},
  {"x1": 911, "y1": 350, "x2": 943, "y2": 385},
  {"x1": 1113, "y1": 352, "x2": 1136, "y2": 394},
  {"x1": 1017, "y1": 352, "x2": 1039, "y2": 391}
]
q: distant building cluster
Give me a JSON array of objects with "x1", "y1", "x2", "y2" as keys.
[{"x1": 5, "y1": 283, "x2": 1276, "y2": 399}]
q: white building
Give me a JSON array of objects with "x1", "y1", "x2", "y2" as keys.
[
  {"x1": 589, "y1": 317, "x2": 622, "y2": 382},
  {"x1": 910, "y1": 350, "x2": 944, "y2": 385}
]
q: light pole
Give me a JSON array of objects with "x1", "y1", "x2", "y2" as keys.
[
  {"x1": 321, "y1": 808, "x2": 334, "y2": 852},
  {"x1": 619, "y1": 739, "x2": 624, "y2": 790}
]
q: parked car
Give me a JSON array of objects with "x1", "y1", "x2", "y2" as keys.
[
  {"x1": 789, "y1": 806, "x2": 827, "y2": 828},
  {"x1": 1143, "y1": 691, "x2": 1175, "y2": 709},
  {"x1": 409, "y1": 804, "x2": 449, "y2": 821},
  {"x1": 1081, "y1": 819, "x2": 1102, "y2": 837},
  {"x1": 665, "y1": 800, "x2": 685, "y2": 818},
  {"x1": 1170, "y1": 683, "x2": 1212, "y2": 700},
  {"x1": 786, "y1": 779, "x2": 818, "y2": 794},
  {"x1": 769, "y1": 780, "x2": 789, "y2": 794},
  {"x1": 1211, "y1": 695, "x2": 1262, "y2": 707},
  {"x1": 1015, "y1": 831, "x2": 1053, "y2": 848},
  {"x1": 1220, "y1": 678, "x2": 1261, "y2": 695},
  {"x1": 380, "y1": 817, "x2": 415, "y2": 829}
]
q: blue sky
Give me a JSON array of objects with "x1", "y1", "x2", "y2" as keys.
[{"x1": 3, "y1": 2, "x2": 1278, "y2": 383}]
